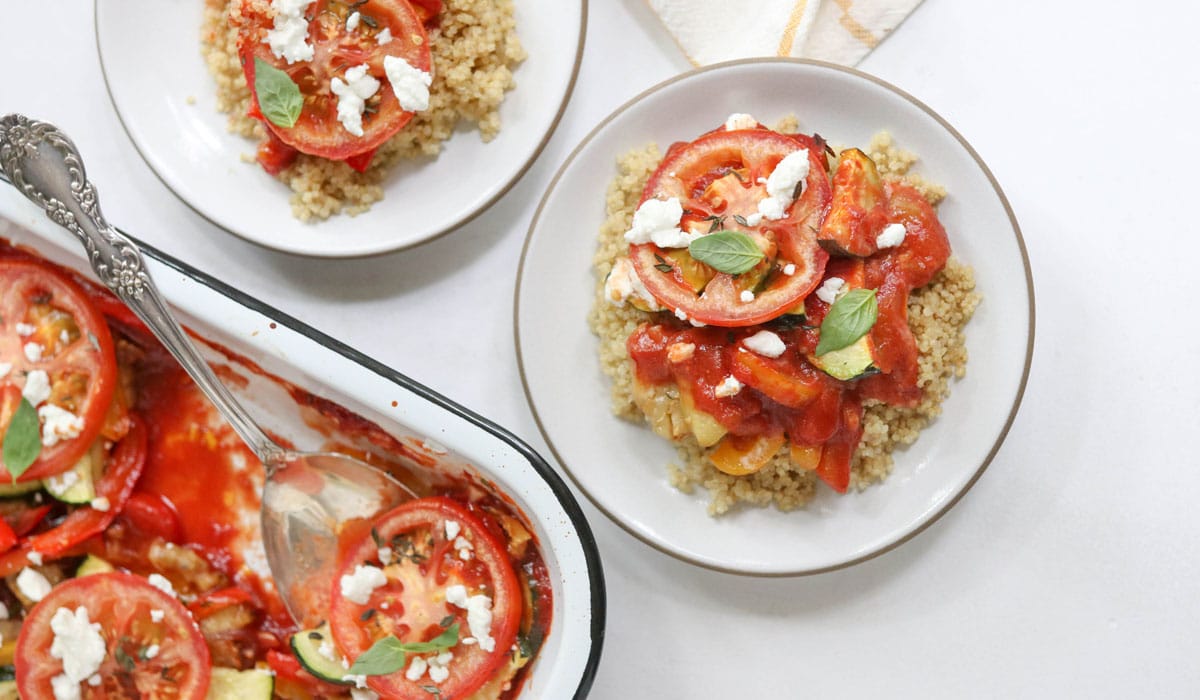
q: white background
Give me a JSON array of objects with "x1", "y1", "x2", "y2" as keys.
[{"x1": 3, "y1": 1, "x2": 1199, "y2": 697}]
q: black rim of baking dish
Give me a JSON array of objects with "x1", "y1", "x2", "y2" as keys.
[
  {"x1": 127, "y1": 232, "x2": 607, "y2": 698},
  {"x1": 515, "y1": 56, "x2": 1036, "y2": 578}
]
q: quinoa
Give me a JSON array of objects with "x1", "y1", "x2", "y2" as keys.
[
  {"x1": 200, "y1": 0, "x2": 525, "y2": 221},
  {"x1": 588, "y1": 133, "x2": 979, "y2": 516}
]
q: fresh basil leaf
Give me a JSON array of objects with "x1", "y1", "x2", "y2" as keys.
[
  {"x1": 3, "y1": 397, "x2": 40, "y2": 481},
  {"x1": 688, "y1": 231, "x2": 764, "y2": 275},
  {"x1": 399, "y1": 623, "x2": 459, "y2": 654},
  {"x1": 348, "y1": 625, "x2": 460, "y2": 677},
  {"x1": 815, "y1": 288, "x2": 878, "y2": 356},
  {"x1": 253, "y1": 58, "x2": 303, "y2": 128},
  {"x1": 348, "y1": 636, "x2": 408, "y2": 677}
]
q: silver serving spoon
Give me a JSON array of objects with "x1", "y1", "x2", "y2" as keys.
[{"x1": 0, "y1": 114, "x2": 412, "y2": 627}]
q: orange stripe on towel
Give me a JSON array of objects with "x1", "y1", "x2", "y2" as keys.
[
  {"x1": 777, "y1": 0, "x2": 810, "y2": 56},
  {"x1": 835, "y1": 0, "x2": 880, "y2": 48}
]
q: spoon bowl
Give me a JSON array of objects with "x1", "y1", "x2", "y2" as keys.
[{"x1": 0, "y1": 113, "x2": 412, "y2": 625}]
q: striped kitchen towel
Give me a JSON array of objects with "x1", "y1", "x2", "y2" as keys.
[{"x1": 647, "y1": 0, "x2": 924, "y2": 66}]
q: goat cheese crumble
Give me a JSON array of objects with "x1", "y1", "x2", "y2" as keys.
[
  {"x1": 743, "y1": 330, "x2": 786, "y2": 358},
  {"x1": 339, "y1": 564, "x2": 387, "y2": 605}
]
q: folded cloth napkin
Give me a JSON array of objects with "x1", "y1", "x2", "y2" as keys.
[{"x1": 648, "y1": 0, "x2": 924, "y2": 66}]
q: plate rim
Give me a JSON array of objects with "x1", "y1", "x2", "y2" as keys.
[
  {"x1": 93, "y1": 0, "x2": 589, "y2": 260},
  {"x1": 513, "y1": 56, "x2": 1036, "y2": 577}
]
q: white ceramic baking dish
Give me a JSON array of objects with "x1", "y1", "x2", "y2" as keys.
[{"x1": 0, "y1": 196, "x2": 604, "y2": 699}]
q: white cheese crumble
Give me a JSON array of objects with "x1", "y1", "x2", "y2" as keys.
[
  {"x1": 713, "y1": 376, "x2": 743, "y2": 398},
  {"x1": 377, "y1": 547, "x2": 394, "y2": 566},
  {"x1": 742, "y1": 330, "x2": 786, "y2": 358},
  {"x1": 876, "y1": 222, "x2": 907, "y2": 249},
  {"x1": 16, "y1": 567, "x2": 52, "y2": 602},
  {"x1": 351, "y1": 689, "x2": 381, "y2": 700},
  {"x1": 739, "y1": 290, "x2": 755, "y2": 303},
  {"x1": 666, "y1": 342, "x2": 696, "y2": 363},
  {"x1": 445, "y1": 585, "x2": 496, "y2": 652},
  {"x1": 443, "y1": 520, "x2": 461, "y2": 541},
  {"x1": 52, "y1": 673, "x2": 82, "y2": 700},
  {"x1": 815, "y1": 277, "x2": 846, "y2": 305},
  {"x1": 345, "y1": 11, "x2": 361, "y2": 30},
  {"x1": 264, "y1": 0, "x2": 315, "y2": 64},
  {"x1": 405, "y1": 655, "x2": 429, "y2": 681},
  {"x1": 330, "y1": 64, "x2": 381, "y2": 137},
  {"x1": 147, "y1": 573, "x2": 177, "y2": 598},
  {"x1": 453, "y1": 535, "x2": 474, "y2": 561},
  {"x1": 339, "y1": 564, "x2": 387, "y2": 604},
  {"x1": 783, "y1": 263, "x2": 796, "y2": 276},
  {"x1": 756, "y1": 149, "x2": 810, "y2": 221},
  {"x1": 15, "y1": 323, "x2": 35, "y2": 337},
  {"x1": 23, "y1": 342, "x2": 43, "y2": 363},
  {"x1": 144, "y1": 644, "x2": 160, "y2": 659},
  {"x1": 90, "y1": 497, "x2": 111, "y2": 512},
  {"x1": 150, "y1": 609, "x2": 165, "y2": 623},
  {"x1": 623, "y1": 197, "x2": 696, "y2": 249},
  {"x1": 744, "y1": 212, "x2": 764, "y2": 227},
  {"x1": 0, "y1": 363, "x2": 10, "y2": 379},
  {"x1": 23, "y1": 369, "x2": 51, "y2": 406},
  {"x1": 49, "y1": 607, "x2": 106, "y2": 691},
  {"x1": 604, "y1": 257, "x2": 661, "y2": 311},
  {"x1": 38, "y1": 404, "x2": 84, "y2": 447},
  {"x1": 461, "y1": 636, "x2": 477, "y2": 645},
  {"x1": 376, "y1": 27, "x2": 393, "y2": 44},
  {"x1": 46, "y1": 470, "x2": 79, "y2": 496},
  {"x1": 428, "y1": 651, "x2": 453, "y2": 683},
  {"x1": 342, "y1": 674, "x2": 369, "y2": 689},
  {"x1": 383, "y1": 55, "x2": 432, "y2": 112},
  {"x1": 674, "y1": 308, "x2": 689, "y2": 322},
  {"x1": 724, "y1": 113, "x2": 758, "y2": 130},
  {"x1": 28, "y1": 551, "x2": 43, "y2": 566}
]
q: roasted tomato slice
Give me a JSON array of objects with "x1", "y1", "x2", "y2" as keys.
[
  {"x1": 631, "y1": 128, "x2": 832, "y2": 326},
  {"x1": 730, "y1": 339, "x2": 827, "y2": 408},
  {"x1": 330, "y1": 496, "x2": 522, "y2": 700},
  {"x1": 235, "y1": 0, "x2": 433, "y2": 161},
  {"x1": 15, "y1": 571, "x2": 211, "y2": 699},
  {"x1": 0, "y1": 260, "x2": 117, "y2": 481}
]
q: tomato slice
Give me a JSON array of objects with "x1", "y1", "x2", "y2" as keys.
[
  {"x1": 0, "y1": 260, "x2": 117, "y2": 481},
  {"x1": 631, "y1": 128, "x2": 832, "y2": 326},
  {"x1": 330, "y1": 496, "x2": 522, "y2": 700},
  {"x1": 236, "y1": 0, "x2": 433, "y2": 161},
  {"x1": 15, "y1": 571, "x2": 211, "y2": 699},
  {"x1": 0, "y1": 415, "x2": 148, "y2": 577}
]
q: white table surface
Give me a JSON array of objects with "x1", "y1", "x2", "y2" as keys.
[{"x1": 4, "y1": 1, "x2": 1199, "y2": 697}]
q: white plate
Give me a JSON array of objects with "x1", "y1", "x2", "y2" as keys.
[
  {"x1": 94, "y1": 0, "x2": 584, "y2": 258},
  {"x1": 515, "y1": 59, "x2": 1034, "y2": 576}
]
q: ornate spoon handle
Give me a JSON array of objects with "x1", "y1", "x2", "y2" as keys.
[{"x1": 0, "y1": 114, "x2": 286, "y2": 466}]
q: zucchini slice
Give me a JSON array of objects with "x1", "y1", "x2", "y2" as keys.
[
  {"x1": 290, "y1": 623, "x2": 350, "y2": 684},
  {"x1": 44, "y1": 441, "x2": 101, "y2": 504},
  {"x1": 206, "y1": 667, "x2": 274, "y2": 700},
  {"x1": 75, "y1": 554, "x2": 116, "y2": 578}
]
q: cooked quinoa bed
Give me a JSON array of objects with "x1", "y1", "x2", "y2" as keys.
[
  {"x1": 200, "y1": 0, "x2": 525, "y2": 221},
  {"x1": 588, "y1": 132, "x2": 980, "y2": 516}
]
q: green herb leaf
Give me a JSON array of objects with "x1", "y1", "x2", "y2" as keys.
[
  {"x1": 400, "y1": 623, "x2": 459, "y2": 654},
  {"x1": 253, "y1": 58, "x2": 303, "y2": 128},
  {"x1": 688, "y1": 231, "x2": 764, "y2": 275},
  {"x1": 3, "y1": 397, "x2": 40, "y2": 481},
  {"x1": 815, "y1": 288, "x2": 878, "y2": 356},
  {"x1": 348, "y1": 636, "x2": 409, "y2": 677},
  {"x1": 348, "y1": 625, "x2": 460, "y2": 677}
]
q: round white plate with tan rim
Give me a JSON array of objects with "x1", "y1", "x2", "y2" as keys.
[
  {"x1": 95, "y1": 0, "x2": 585, "y2": 258},
  {"x1": 515, "y1": 59, "x2": 1034, "y2": 576}
]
